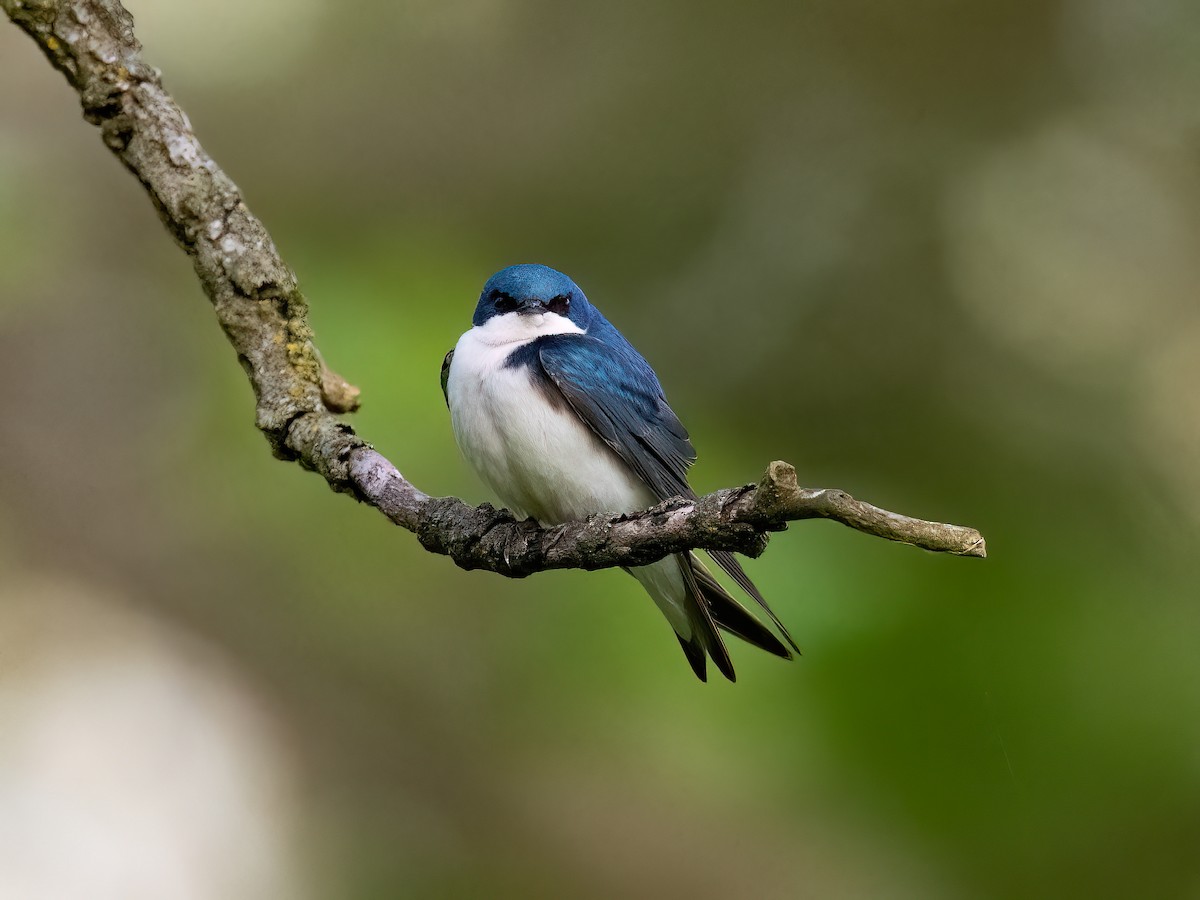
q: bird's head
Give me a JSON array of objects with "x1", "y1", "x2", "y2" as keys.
[{"x1": 472, "y1": 264, "x2": 593, "y2": 333}]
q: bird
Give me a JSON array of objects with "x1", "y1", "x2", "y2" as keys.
[{"x1": 441, "y1": 263, "x2": 799, "y2": 681}]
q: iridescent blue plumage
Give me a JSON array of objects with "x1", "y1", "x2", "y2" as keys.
[
  {"x1": 473, "y1": 264, "x2": 594, "y2": 330},
  {"x1": 534, "y1": 335, "x2": 694, "y2": 501}
]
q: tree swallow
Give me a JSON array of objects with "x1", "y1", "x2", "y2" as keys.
[{"x1": 442, "y1": 264, "x2": 798, "y2": 681}]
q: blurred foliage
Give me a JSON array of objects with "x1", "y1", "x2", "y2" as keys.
[{"x1": 3, "y1": 0, "x2": 1200, "y2": 897}]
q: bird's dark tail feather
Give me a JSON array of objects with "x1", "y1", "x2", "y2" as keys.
[
  {"x1": 675, "y1": 634, "x2": 709, "y2": 682},
  {"x1": 677, "y1": 555, "x2": 736, "y2": 683},
  {"x1": 662, "y1": 548, "x2": 800, "y2": 683},
  {"x1": 707, "y1": 549, "x2": 802, "y2": 656},
  {"x1": 690, "y1": 558, "x2": 792, "y2": 661},
  {"x1": 671, "y1": 553, "x2": 799, "y2": 683}
]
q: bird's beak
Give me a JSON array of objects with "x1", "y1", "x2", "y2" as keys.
[{"x1": 516, "y1": 299, "x2": 547, "y2": 315}]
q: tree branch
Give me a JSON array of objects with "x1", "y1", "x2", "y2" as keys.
[{"x1": 3, "y1": 0, "x2": 986, "y2": 579}]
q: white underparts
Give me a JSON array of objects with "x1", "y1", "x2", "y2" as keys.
[
  {"x1": 467, "y1": 309, "x2": 585, "y2": 348},
  {"x1": 446, "y1": 312, "x2": 693, "y2": 638}
]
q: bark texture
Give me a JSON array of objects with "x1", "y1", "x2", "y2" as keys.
[{"x1": 3, "y1": 0, "x2": 986, "y2": 579}]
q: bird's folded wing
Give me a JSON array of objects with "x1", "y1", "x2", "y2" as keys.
[
  {"x1": 439, "y1": 348, "x2": 454, "y2": 408},
  {"x1": 537, "y1": 334, "x2": 800, "y2": 654},
  {"x1": 535, "y1": 334, "x2": 696, "y2": 502}
]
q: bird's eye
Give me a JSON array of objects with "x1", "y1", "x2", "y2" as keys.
[
  {"x1": 493, "y1": 292, "x2": 519, "y2": 313},
  {"x1": 547, "y1": 294, "x2": 570, "y2": 316}
]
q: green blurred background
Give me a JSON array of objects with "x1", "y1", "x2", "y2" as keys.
[{"x1": 3, "y1": 1, "x2": 1199, "y2": 897}]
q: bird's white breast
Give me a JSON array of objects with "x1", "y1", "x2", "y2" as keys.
[{"x1": 446, "y1": 313, "x2": 655, "y2": 524}]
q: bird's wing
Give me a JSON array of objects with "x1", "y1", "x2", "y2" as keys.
[
  {"x1": 535, "y1": 334, "x2": 695, "y2": 502},
  {"x1": 440, "y1": 348, "x2": 454, "y2": 409},
  {"x1": 537, "y1": 333, "x2": 801, "y2": 656}
]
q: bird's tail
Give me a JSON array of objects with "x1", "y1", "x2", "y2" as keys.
[
  {"x1": 675, "y1": 554, "x2": 735, "y2": 682},
  {"x1": 635, "y1": 554, "x2": 793, "y2": 683},
  {"x1": 689, "y1": 555, "x2": 794, "y2": 665},
  {"x1": 706, "y1": 549, "x2": 801, "y2": 656}
]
